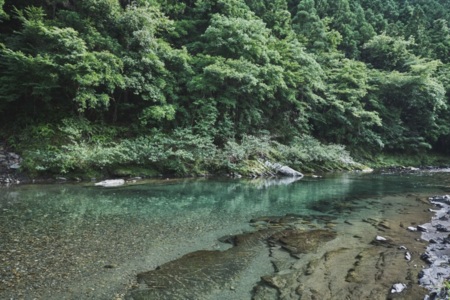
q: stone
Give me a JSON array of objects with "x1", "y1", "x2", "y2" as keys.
[
  {"x1": 405, "y1": 252, "x2": 411, "y2": 261},
  {"x1": 269, "y1": 229, "x2": 337, "y2": 256},
  {"x1": 8, "y1": 163, "x2": 20, "y2": 169},
  {"x1": 8, "y1": 152, "x2": 19, "y2": 159},
  {"x1": 277, "y1": 166, "x2": 303, "y2": 177},
  {"x1": 391, "y1": 283, "x2": 407, "y2": 293},
  {"x1": 94, "y1": 179, "x2": 125, "y2": 187},
  {"x1": 435, "y1": 224, "x2": 449, "y2": 232},
  {"x1": 375, "y1": 236, "x2": 387, "y2": 241},
  {"x1": 407, "y1": 226, "x2": 418, "y2": 232},
  {"x1": 264, "y1": 161, "x2": 304, "y2": 177},
  {"x1": 127, "y1": 229, "x2": 274, "y2": 300},
  {"x1": 417, "y1": 225, "x2": 428, "y2": 232}
]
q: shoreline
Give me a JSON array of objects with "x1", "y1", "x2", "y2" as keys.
[{"x1": 418, "y1": 195, "x2": 450, "y2": 299}]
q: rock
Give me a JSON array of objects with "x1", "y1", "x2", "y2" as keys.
[
  {"x1": 391, "y1": 283, "x2": 407, "y2": 293},
  {"x1": 435, "y1": 224, "x2": 449, "y2": 232},
  {"x1": 407, "y1": 226, "x2": 418, "y2": 232},
  {"x1": 405, "y1": 252, "x2": 411, "y2": 261},
  {"x1": 417, "y1": 225, "x2": 428, "y2": 232},
  {"x1": 277, "y1": 166, "x2": 303, "y2": 177},
  {"x1": 269, "y1": 229, "x2": 337, "y2": 256},
  {"x1": 261, "y1": 275, "x2": 286, "y2": 289},
  {"x1": 264, "y1": 161, "x2": 304, "y2": 177},
  {"x1": 127, "y1": 229, "x2": 274, "y2": 299},
  {"x1": 8, "y1": 152, "x2": 19, "y2": 159},
  {"x1": 8, "y1": 163, "x2": 20, "y2": 169},
  {"x1": 378, "y1": 221, "x2": 391, "y2": 229},
  {"x1": 375, "y1": 236, "x2": 387, "y2": 241},
  {"x1": 94, "y1": 179, "x2": 125, "y2": 187}
]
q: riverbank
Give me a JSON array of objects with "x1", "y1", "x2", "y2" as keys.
[{"x1": 418, "y1": 195, "x2": 450, "y2": 299}]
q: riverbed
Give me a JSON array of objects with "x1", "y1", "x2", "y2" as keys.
[{"x1": 1, "y1": 171, "x2": 449, "y2": 299}]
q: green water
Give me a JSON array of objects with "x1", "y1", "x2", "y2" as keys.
[{"x1": 1, "y1": 171, "x2": 450, "y2": 299}]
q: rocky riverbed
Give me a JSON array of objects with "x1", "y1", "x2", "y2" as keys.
[{"x1": 125, "y1": 194, "x2": 435, "y2": 300}]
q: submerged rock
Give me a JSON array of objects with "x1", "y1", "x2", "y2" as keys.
[
  {"x1": 126, "y1": 229, "x2": 274, "y2": 300},
  {"x1": 269, "y1": 229, "x2": 337, "y2": 256}
]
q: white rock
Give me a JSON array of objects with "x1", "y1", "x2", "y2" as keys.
[
  {"x1": 407, "y1": 226, "x2": 418, "y2": 232},
  {"x1": 405, "y1": 252, "x2": 411, "y2": 261},
  {"x1": 264, "y1": 161, "x2": 304, "y2": 177},
  {"x1": 391, "y1": 283, "x2": 407, "y2": 293},
  {"x1": 95, "y1": 179, "x2": 125, "y2": 187},
  {"x1": 376, "y1": 236, "x2": 387, "y2": 241}
]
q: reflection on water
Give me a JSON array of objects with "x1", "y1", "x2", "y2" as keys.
[
  {"x1": 1, "y1": 171, "x2": 450, "y2": 299},
  {"x1": 3, "y1": 172, "x2": 447, "y2": 222}
]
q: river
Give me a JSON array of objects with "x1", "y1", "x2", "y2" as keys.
[{"x1": 1, "y1": 171, "x2": 449, "y2": 299}]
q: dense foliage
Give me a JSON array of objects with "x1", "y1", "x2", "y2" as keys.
[{"x1": 1, "y1": 0, "x2": 450, "y2": 176}]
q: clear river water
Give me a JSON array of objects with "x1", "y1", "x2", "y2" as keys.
[{"x1": 1, "y1": 171, "x2": 450, "y2": 299}]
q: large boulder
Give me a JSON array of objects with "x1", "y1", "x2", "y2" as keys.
[{"x1": 265, "y1": 161, "x2": 304, "y2": 177}]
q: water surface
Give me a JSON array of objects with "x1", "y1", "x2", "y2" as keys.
[{"x1": 1, "y1": 171, "x2": 450, "y2": 299}]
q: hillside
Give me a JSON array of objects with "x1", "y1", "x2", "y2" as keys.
[{"x1": 1, "y1": 0, "x2": 450, "y2": 177}]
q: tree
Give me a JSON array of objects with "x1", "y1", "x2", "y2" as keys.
[
  {"x1": 372, "y1": 59, "x2": 446, "y2": 150},
  {"x1": 114, "y1": 2, "x2": 189, "y2": 126},
  {"x1": 362, "y1": 34, "x2": 415, "y2": 72},
  {"x1": 244, "y1": 0, "x2": 292, "y2": 38},
  {"x1": 313, "y1": 57, "x2": 382, "y2": 147},
  {"x1": 428, "y1": 19, "x2": 450, "y2": 63},
  {"x1": 0, "y1": 6, "x2": 124, "y2": 118},
  {"x1": 201, "y1": 14, "x2": 272, "y2": 64},
  {"x1": 292, "y1": 0, "x2": 342, "y2": 53},
  {"x1": 0, "y1": 0, "x2": 7, "y2": 20}
]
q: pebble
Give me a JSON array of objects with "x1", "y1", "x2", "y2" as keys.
[
  {"x1": 405, "y1": 252, "x2": 411, "y2": 261},
  {"x1": 391, "y1": 283, "x2": 407, "y2": 293}
]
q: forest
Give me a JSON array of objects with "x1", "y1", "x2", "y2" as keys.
[{"x1": 1, "y1": 0, "x2": 450, "y2": 177}]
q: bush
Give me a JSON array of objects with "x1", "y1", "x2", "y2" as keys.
[
  {"x1": 119, "y1": 128, "x2": 218, "y2": 175},
  {"x1": 18, "y1": 120, "x2": 363, "y2": 177},
  {"x1": 277, "y1": 135, "x2": 359, "y2": 171}
]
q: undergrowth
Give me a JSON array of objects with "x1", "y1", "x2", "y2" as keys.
[{"x1": 7, "y1": 118, "x2": 366, "y2": 177}]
